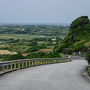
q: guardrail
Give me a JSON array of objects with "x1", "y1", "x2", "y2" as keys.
[{"x1": 0, "y1": 58, "x2": 71, "y2": 75}]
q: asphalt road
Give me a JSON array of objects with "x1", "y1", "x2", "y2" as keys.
[{"x1": 0, "y1": 56, "x2": 90, "y2": 90}]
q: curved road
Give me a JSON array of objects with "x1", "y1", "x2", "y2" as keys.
[{"x1": 0, "y1": 56, "x2": 90, "y2": 90}]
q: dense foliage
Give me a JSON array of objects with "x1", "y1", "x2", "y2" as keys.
[
  {"x1": 55, "y1": 16, "x2": 90, "y2": 54},
  {"x1": 86, "y1": 53, "x2": 90, "y2": 64},
  {"x1": 26, "y1": 52, "x2": 61, "y2": 58},
  {"x1": 3, "y1": 53, "x2": 24, "y2": 61},
  {"x1": 25, "y1": 44, "x2": 47, "y2": 53}
]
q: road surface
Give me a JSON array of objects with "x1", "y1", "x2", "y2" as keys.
[{"x1": 0, "y1": 56, "x2": 90, "y2": 90}]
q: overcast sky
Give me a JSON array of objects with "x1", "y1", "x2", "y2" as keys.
[{"x1": 0, "y1": 0, "x2": 90, "y2": 24}]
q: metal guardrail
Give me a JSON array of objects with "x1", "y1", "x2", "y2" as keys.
[{"x1": 0, "y1": 58, "x2": 71, "y2": 75}]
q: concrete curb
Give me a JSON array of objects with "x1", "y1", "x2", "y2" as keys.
[{"x1": 81, "y1": 66, "x2": 90, "y2": 81}]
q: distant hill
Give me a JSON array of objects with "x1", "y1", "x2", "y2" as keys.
[{"x1": 55, "y1": 16, "x2": 90, "y2": 54}]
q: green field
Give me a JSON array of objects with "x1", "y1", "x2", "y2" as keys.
[
  {"x1": 0, "y1": 34, "x2": 67, "y2": 40},
  {"x1": 0, "y1": 34, "x2": 43, "y2": 40}
]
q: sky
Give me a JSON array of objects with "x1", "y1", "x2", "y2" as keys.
[{"x1": 0, "y1": 0, "x2": 90, "y2": 24}]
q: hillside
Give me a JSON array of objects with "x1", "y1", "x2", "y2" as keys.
[{"x1": 55, "y1": 16, "x2": 90, "y2": 54}]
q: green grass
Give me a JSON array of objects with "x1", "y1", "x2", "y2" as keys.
[
  {"x1": 47, "y1": 45, "x2": 54, "y2": 49},
  {"x1": 0, "y1": 34, "x2": 44, "y2": 40},
  {"x1": 0, "y1": 34, "x2": 67, "y2": 40},
  {"x1": 87, "y1": 66, "x2": 90, "y2": 75}
]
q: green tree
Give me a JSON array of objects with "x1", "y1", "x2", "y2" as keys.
[{"x1": 72, "y1": 43, "x2": 84, "y2": 52}]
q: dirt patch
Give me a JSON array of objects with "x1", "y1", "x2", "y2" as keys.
[
  {"x1": 0, "y1": 45, "x2": 9, "y2": 48},
  {"x1": 39, "y1": 49, "x2": 53, "y2": 52},
  {"x1": 0, "y1": 50, "x2": 13, "y2": 55}
]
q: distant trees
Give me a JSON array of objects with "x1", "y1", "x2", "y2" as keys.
[{"x1": 0, "y1": 25, "x2": 69, "y2": 37}]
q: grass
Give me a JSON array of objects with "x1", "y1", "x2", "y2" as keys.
[
  {"x1": 87, "y1": 66, "x2": 90, "y2": 75},
  {"x1": 0, "y1": 34, "x2": 43, "y2": 40},
  {"x1": 8, "y1": 42, "x2": 31, "y2": 53},
  {"x1": 47, "y1": 45, "x2": 54, "y2": 49},
  {"x1": 0, "y1": 34, "x2": 66, "y2": 40}
]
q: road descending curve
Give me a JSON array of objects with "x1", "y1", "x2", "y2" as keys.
[{"x1": 0, "y1": 56, "x2": 90, "y2": 90}]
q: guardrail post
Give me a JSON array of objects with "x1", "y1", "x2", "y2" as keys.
[
  {"x1": 32, "y1": 61, "x2": 33, "y2": 66},
  {"x1": 40, "y1": 61, "x2": 42, "y2": 64},
  {"x1": 11, "y1": 64, "x2": 13, "y2": 70},
  {"x1": 22, "y1": 62, "x2": 24, "y2": 68},
  {"x1": 46, "y1": 60, "x2": 48, "y2": 63},
  {"x1": 14, "y1": 63, "x2": 16, "y2": 70},
  {"x1": 3, "y1": 65, "x2": 5, "y2": 73},
  {"x1": 7, "y1": 65, "x2": 9, "y2": 72},
  {"x1": 35, "y1": 61, "x2": 37, "y2": 65},
  {"x1": 25, "y1": 62, "x2": 27, "y2": 67},
  {"x1": 27, "y1": 61, "x2": 28, "y2": 67},
  {"x1": 18, "y1": 63, "x2": 20, "y2": 69}
]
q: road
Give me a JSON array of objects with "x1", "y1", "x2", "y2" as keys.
[{"x1": 0, "y1": 56, "x2": 90, "y2": 90}]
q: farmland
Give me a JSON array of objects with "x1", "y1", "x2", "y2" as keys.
[
  {"x1": 0, "y1": 25, "x2": 69, "y2": 61},
  {"x1": 0, "y1": 34, "x2": 40, "y2": 40}
]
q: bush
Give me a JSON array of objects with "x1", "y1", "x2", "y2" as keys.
[
  {"x1": 38, "y1": 44, "x2": 47, "y2": 49},
  {"x1": 72, "y1": 43, "x2": 84, "y2": 52},
  {"x1": 26, "y1": 52, "x2": 46, "y2": 58},
  {"x1": 26, "y1": 44, "x2": 47, "y2": 53},
  {"x1": 3, "y1": 53, "x2": 24, "y2": 61},
  {"x1": 31, "y1": 41, "x2": 37, "y2": 46},
  {"x1": 26, "y1": 52, "x2": 61, "y2": 58},
  {"x1": 86, "y1": 53, "x2": 90, "y2": 64},
  {"x1": 26, "y1": 46, "x2": 39, "y2": 53}
]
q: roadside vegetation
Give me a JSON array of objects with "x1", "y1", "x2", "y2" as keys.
[
  {"x1": 55, "y1": 16, "x2": 90, "y2": 57},
  {"x1": 85, "y1": 53, "x2": 90, "y2": 76},
  {"x1": 86, "y1": 53, "x2": 90, "y2": 64}
]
